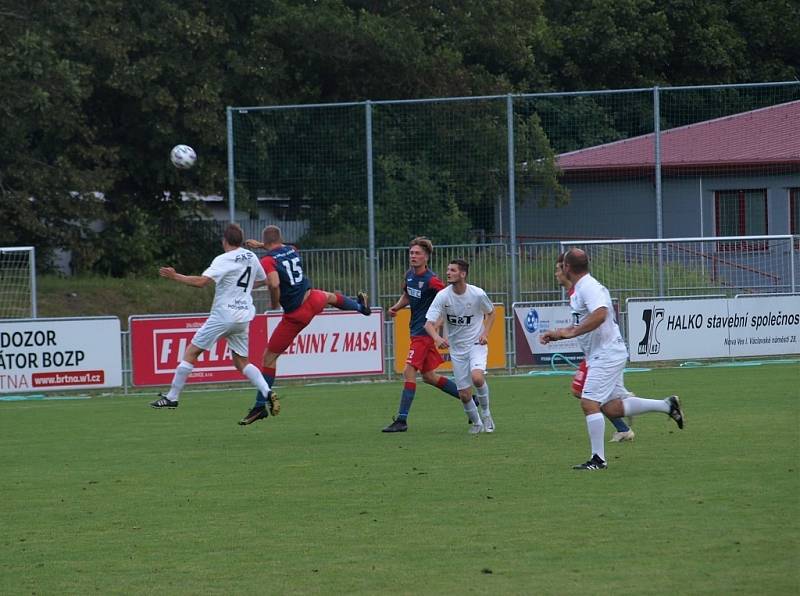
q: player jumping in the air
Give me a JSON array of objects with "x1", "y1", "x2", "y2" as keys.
[
  {"x1": 239, "y1": 225, "x2": 371, "y2": 425},
  {"x1": 150, "y1": 224, "x2": 271, "y2": 414}
]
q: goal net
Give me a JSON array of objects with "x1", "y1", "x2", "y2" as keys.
[{"x1": 0, "y1": 247, "x2": 37, "y2": 319}]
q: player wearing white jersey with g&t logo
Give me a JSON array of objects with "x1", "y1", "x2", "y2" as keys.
[
  {"x1": 540, "y1": 248, "x2": 685, "y2": 470},
  {"x1": 424, "y1": 259, "x2": 496, "y2": 434},
  {"x1": 150, "y1": 223, "x2": 272, "y2": 416}
]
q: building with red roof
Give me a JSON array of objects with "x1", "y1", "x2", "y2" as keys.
[{"x1": 515, "y1": 100, "x2": 800, "y2": 240}]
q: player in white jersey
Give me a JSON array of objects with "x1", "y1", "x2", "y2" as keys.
[
  {"x1": 555, "y1": 253, "x2": 635, "y2": 443},
  {"x1": 149, "y1": 223, "x2": 273, "y2": 417},
  {"x1": 540, "y1": 248, "x2": 685, "y2": 470},
  {"x1": 424, "y1": 259, "x2": 496, "y2": 434}
]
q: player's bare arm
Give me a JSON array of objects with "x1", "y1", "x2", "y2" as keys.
[
  {"x1": 540, "y1": 307, "x2": 608, "y2": 344},
  {"x1": 159, "y1": 267, "x2": 213, "y2": 288},
  {"x1": 244, "y1": 239, "x2": 264, "y2": 250},
  {"x1": 267, "y1": 271, "x2": 281, "y2": 309},
  {"x1": 479, "y1": 308, "x2": 496, "y2": 345},
  {"x1": 424, "y1": 319, "x2": 449, "y2": 349},
  {"x1": 388, "y1": 293, "x2": 410, "y2": 317}
]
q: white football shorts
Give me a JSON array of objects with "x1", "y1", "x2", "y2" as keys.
[
  {"x1": 449, "y1": 343, "x2": 488, "y2": 391},
  {"x1": 580, "y1": 342, "x2": 628, "y2": 405},
  {"x1": 191, "y1": 317, "x2": 250, "y2": 358}
]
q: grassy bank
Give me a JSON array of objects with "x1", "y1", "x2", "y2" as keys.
[{"x1": 37, "y1": 275, "x2": 216, "y2": 328}]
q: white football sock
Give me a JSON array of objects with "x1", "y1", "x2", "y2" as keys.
[
  {"x1": 243, "y1": 363, "x2": 270, "y2": 396},
  {"x1": 586, "y1": 413, "x2": 605, "y2": 461},
  {"x1": 463, "y1": 400, "x2": 482, "y2": 424},
  {"x1": 166, "y1": 360, "x2": 194, "y2": 400},
  {"x1": 623, "y1": 397, "x2": 670, "y2": 416},
  {"x1": 475, "y1": 382, "x2": 490, "y2": 415}
]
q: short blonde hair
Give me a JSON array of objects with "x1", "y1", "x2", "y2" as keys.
[
  {"x1": 262, "y1": 225, "x2": 282, "y2": 245},
  {"x1": 410, "y1": 236, "x2": 433, "y2": 257}
]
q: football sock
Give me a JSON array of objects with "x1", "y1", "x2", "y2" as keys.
[
  {"x1": 475, "y1": 382, "x2": 490, "y2": 415},
  {"x1": 398, "y1": 382, "x2": 416, "y2": 420},
  {"x1": 623, "y1": 397, "x2": 670, "y2": 416},
  {"x1": 261, "y1": 366, "x2": 276, "y2": 387},
  {"x1": 435, "y1": 376, "x2": 459, "y2": 398},
  {"x1": 333, "y1": 292, "x2": 361, "y2": 312},
  {"x1": 255, "y1": 366, "x2": 277, "y2": 406},
  {"x1": 463, "y1": 399, "x2": 482, "y2": 424},
  {"x1": 166, "y1": 360, "x2": 194, "y2": 400},
  {"x1": 609, "y1": 417, "x2": 630, "y2": 432},
  {"x1": 586, "y1": 413, "x2": 605, "y2": 461},
  {"x1": 243, "y1": 364, "x2": 270, "y2": 399}
]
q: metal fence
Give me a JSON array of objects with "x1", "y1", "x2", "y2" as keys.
[
  {"x1": 0, "y1": 246, "x2": 37, "y2": 319},
  {"x1": 227, "y1": 81, "x2": 800, "y2": 308},
  {"x1": 245, "y1": 235, "x2": 797, "y2": 374},
  {"x1": 227, "y1": 232, "x2": 800, "y2": 314},
  {"x1": 557, "y1": 235, "x2": 798, "y2": 342}
]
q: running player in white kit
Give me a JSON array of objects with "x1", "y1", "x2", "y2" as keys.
[
  {"x1": 424, "y1": 259, "x2": 496, "y2": 434},
  {"x1": 540, "y1": 248, "x2": 685, "y2": 470}
]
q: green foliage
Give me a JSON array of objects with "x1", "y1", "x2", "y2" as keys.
[
  {"x1": 0, "y1": 0, "x2": 795, "y2": 270},
  {"x1": 374, "y1": 155, "x2": 472, "y2": 245}
]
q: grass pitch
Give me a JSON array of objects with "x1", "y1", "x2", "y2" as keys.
[{"x1": 1, "y1": 365, "x2": 798, "y2": 594}]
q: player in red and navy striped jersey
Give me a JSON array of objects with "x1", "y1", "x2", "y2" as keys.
[
  {"x1": 381, "y1": 237, "x2": 461, "y2": 433},
  {"x1": 238, "y1": 225, "x2": 371, "y2": 425}
]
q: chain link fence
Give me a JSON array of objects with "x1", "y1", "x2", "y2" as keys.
[
  {"x1": 228, "y1": 81, "x2": 800, "y2": 307},
  {"x1": 156, "y1": 82, "x2": 800, "y2": 373}
]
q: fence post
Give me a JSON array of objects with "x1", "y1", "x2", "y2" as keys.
[
  {"x1": 507, "y1": 94, "x2": 519, "y2": 304},
  {"x1": 365, "y1": 101, "x2": 378, "y2": 306},
  {"x1": 30, "y1": 247, "x2": 37, "y2": 318},
  {"x1": 653, "y1": 87, "x2": 665, "y2": 295},
  {"x1": 226, "y1": 106, "x2": 236, "y2": 223}
]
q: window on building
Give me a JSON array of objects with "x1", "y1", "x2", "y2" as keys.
[{"x1": 715, "y1": 189, "x2": 768, "y2": 250}]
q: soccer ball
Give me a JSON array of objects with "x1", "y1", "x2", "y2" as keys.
[{"x1": 170, "y1": 144, "x2": 197, "y2": 169}]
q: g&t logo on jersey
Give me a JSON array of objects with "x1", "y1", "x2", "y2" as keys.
[{"x1": 446, "y1": 314, "x2": 474, "y2": 326}]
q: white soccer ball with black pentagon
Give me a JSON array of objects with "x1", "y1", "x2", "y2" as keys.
[{"x1": 170, "y1": 144, "x2": 197, "y2": 169}]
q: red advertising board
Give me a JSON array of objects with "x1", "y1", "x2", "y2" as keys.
[
  {"x1": 129, "y1": 310, "x2": 384, "y2": 386},
  {"x1": 130, "y1": 315, "x2": 268, "y2": 386}
]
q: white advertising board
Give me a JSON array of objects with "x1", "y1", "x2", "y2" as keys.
[
  {"x1": 0, "y1": 317, "x2": 122, "y2": 393},
  {"x1": 265, "y1": 310, "x2": 384, "y2": 377},
  {"x1": 514, "y1": 304, "x2": 583, "y2": 365},
  {"x1": 628, "y1": 295, "x2": 800, "y2": 362}
]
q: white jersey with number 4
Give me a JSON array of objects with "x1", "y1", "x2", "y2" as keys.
[
  {"x1": 426, "y1": 284, "x2": 494, "y2": 355},
  {"x1": 570, "y1": 273, "x2": 627, "y2": 359},
  {"x1": 202, "y1": 247, "x2": 266, "y2": 322}
]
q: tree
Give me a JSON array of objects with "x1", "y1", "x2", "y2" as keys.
[
  {"x1": 0, "y1": 0, "x2": 795, "y2": 272},
  {"x1": 0, "y1": 7, "x2": 106, "y2": 268}
]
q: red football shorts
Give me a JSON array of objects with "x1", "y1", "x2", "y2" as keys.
[
  {"x1": 571, "y1": 360, "x2": 588, "y2": 397},
  {"x1": 405, "y1": 335, "x2": 444, "y2": 373},
  {"x1": 267, "y1": 289, "x2": 328, "y2": 354}
]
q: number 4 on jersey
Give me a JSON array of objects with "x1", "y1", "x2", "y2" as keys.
[{"x1": 237, "y1": 266, "x2": 251, "y2": 290}]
